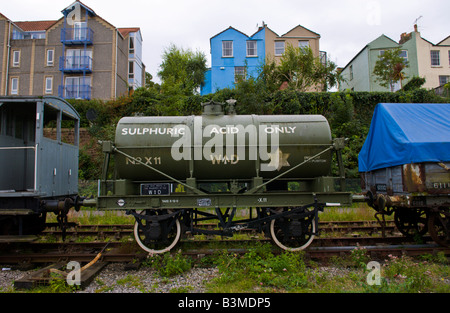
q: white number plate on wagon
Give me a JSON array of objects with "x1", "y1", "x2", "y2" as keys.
[{"x1": 140, "y1": 183, "x2": 171, "y2": 195}]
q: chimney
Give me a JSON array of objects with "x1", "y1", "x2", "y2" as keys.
[
  {"x1": 399, "y1": 32, "x2": 412, "y2": 44},
  {"x1": 257, "y1": 21, "x2": 266, "y2": 32},
  {"x1": 414, "y1": 24, "x2": 418, "y2": 32}
]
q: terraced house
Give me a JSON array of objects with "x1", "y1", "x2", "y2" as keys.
[
  {"x1": 339, "y1": 24, "x2": 450, "y2": 92},
  {"x1": 201, "y1": 23, "x2": 326, "y2": 95},
  {"x1": 0, "y1": 0, "x2": 145, "y2": 100}
]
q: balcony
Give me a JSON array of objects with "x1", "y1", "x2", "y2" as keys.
[
  {"x1": 59, "y1": 56, "x2": 93, "y2": 73},
  {"x1": 61, "y1": 27, "x2": 94, "y2": 45},
  {"x1": 58, "y1": 84, "x2": 91, "y2": 100}
]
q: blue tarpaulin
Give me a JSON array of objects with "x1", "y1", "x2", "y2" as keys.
[{"x1": 358, "y1": 103, "x2": 450, "y2": 172}]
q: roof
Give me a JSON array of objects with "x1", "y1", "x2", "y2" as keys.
[
  {"x1": 249, "y1": 26, "x2": 265, "y2": 39},
  {"x1": 210, "y1": 26, "x2": 250, "y2": 40},
  {"x1": 6, "y1": 1, "x2": 141, "y2": 41},
  {"x1": 0, "y1": 96, "x2": 80, "y2": 119},
  {"x1": 0, "y1": 12, "x2": 10, "y2": 20},
  {"x1": 358, "y1": 103, "x2": 450, "y2": 172},
  {"x1": 14, "y1": 20, "x2": 57, "y2": 31},
  {"x1": 280, "y1": 24, "x2": 321, "y2": 38},
  {"x1": 118, "y1": 27, "x2": 141, "y2": 37},
  {"x1": 62, "y1": 0, "x2": 96, "y2": 17},
  {"x1": 250, "y1": 23, "x2": 279, "y2": 38},
  {"x1": 213, "y1": 23, "x2": 322, "y2": 42},
  {"x1": 437, "y1": 35, "x2": 450, "y2": 46},
  {"x1": 340, "y1": 34, "x2": 398, "y2": 72}
]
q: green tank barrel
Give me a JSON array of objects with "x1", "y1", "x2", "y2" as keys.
[{"x1": 114, "y1": 102, "x2": 332, "y2": 182}]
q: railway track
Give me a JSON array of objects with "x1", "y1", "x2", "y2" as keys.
[
  {"x1": 1, "y1": 220, "x2": 449, "y2": 265},
  {"x1": 2, "y1": 220, "x2": 449, "y2": 290},
  {"x1": 41, "y1": 220, "x2": 398, "y2": 239},
  {"x1": 1, "y1": 240, "x2": 449, "y2": 265}
]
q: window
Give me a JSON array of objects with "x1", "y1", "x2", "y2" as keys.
[
  {"x1": 64, "y1": 76, "x2": 91, "y2": 99},
  {"x1": 222, "y1": 41, "x2": 233, "y2": 57},
  {"x1": 61, "y1": 112, "x2": 78, "y2": 146},
  {"x1": 379, "y1": 49, "x2": 408, "y2": 62},
  {"x1": 12, "y1": 28, "x2": 24, "y2": 40},
  {"x1": 246, "y1": 41, "x2": 257, "y2": 57},
  {"x1": 320, "y1": 51, "x2": 327, "y2": 66},
  {"x1": 73, "y1": 22, "x2": 87, "y2": 40},
  {"x1": 275, "y1": 41, "x2": 285, "y2": 56},
  {"x1": 12, "y1": 50, "x2": 20, "y2": 67},
  {"x1": 399, "y1": 50, "x2": 408, "y2": 62},
  {"x1": 439, "y1": 76, "x2": 449, "y2": 86},
  {"x1": 45, "y1": 77, "x2": 53, "y2": 94},
  {"x1": 349, "y1": 65, "x2": 353, "y2": 81},
  {"x1": 298, "y1": 40, "x2": 309, "y2": 49},
  {"x1": 4, "y1": 108, "x2": 14, "y2": 136},
  {"x1": 43, "y1": 104, "x2": 58, "y2": 140},
  {"x1": 431, "y1": 51, "x2": 440, "y2": 66},
  {"x1": 234, "y1": 66, "x2": 246, "y2": 82},
  {"x1": 448, "y1": 50, "x2": 450, "y2": 66},
  {"x1": 46, "y1": 49, "x2": 54, "y2": 66},
  {"x1": 30, "y1": 32, "x2": 45, "y2": 39},
  {"x1": 129, "y1": 61, "x2": 134, "y2": 79},
  {"x1": 65, "y1": 49, "x2": 92, "y2": 70},
  {"x1": 10, "y1": 77, "x2": 19, "y2": 95},
  {"x1": 129, "y1": 37, "x2": 134, "y2": 54}
]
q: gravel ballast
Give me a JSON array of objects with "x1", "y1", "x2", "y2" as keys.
[{"x1": 0, "y1": 263, "x2": 219, "y2": 293}]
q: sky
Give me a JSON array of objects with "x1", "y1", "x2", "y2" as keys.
[{"x1": 1, "y1": 0, "x2": 449, "y2": 84}]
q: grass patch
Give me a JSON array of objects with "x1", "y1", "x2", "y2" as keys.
[
  {"x1": 144, "y1": 251, "x2": 193, "y2": 277},
  {"x1": 204, "y1": 243, "x2": 450, "y2": 293},
  {"x1": 319, "y1": 202, "x2": 386, "y2": 222}
]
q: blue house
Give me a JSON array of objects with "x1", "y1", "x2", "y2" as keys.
[
  {"x1": 201, "y1": 23, "x2": 323, "y2": 95},
  {"x1": 201, "y1": 26, "x2": 266, "y2": 95}
]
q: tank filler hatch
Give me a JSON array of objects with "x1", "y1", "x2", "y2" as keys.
[{"x1": 202, "y1": 99, "x2": 236, "y2": 115}]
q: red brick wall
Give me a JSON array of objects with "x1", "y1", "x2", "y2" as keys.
[{"x1": 43, "y1": 128, "x2": 101, "y2": 158}]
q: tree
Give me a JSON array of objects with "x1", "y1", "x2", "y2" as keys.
[
  {"x1": 259, "y1": 45, "x2": 341, "y2": 92},
  {"x1": 373, "y1": 47, "x2": 409, "y2": 92},
  {"x1": 144, "y1": 72, "x2": 160, "y2": 89},
  {"x1": 158, "y1": 44, "x2": 207, "y2": 96}
]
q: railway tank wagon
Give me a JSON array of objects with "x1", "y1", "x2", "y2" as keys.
[
  {"x1": 97, "y1": 100, "x2": 352, "y2": 253},
  {"x1": 0, "y1": 96, "x2": 81, "y2": 239},
  {"x1": 359, "y1": 103, "x2": 450, "y2": 247}
]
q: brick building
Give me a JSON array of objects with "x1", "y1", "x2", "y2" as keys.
[{"x1": 0, "y1": 1, "x2": 145, "y2": 100}]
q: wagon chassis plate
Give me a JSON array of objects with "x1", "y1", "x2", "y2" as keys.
[
  {"x1": 97, "y1": 191, "x2": 352, "y2": 211},
  {"x1": 140, "y1": 183, "x2": 171, "y2": 196}
]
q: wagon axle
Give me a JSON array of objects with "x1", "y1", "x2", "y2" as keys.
[{"x1": 127, "y1": 202, "x2": 324, "y2": 254}]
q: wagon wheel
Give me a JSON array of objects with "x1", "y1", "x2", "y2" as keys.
[
  {"x1": 133, "y1": 209, "x2": 181, "y2": 254},
  {"x1": 428, "y1": 208, "x2": 450, "y2": 247},
  {"x1": 270, "y1": 207, "x2": 316, "y2": 251},
  {"x1": 393, "y1": 208, "x2": 428, "y2": 239}
]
